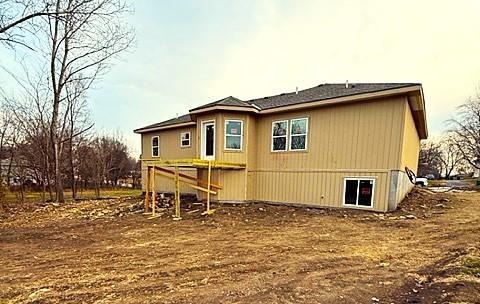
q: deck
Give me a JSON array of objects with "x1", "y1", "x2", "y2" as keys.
[{"x1": 141, "y1": 158, "x2": 246, "y2": 220}]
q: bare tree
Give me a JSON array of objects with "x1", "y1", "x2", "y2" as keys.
[
  {"x1": 418, "y1": 140, "x2": 442, "y2": 178},
  {"x1": 452, "y1": 95, "x2": 480, "y2": 171},
  {"x1": 438, "y1": 134, "x2": 464, "y2": 179}
]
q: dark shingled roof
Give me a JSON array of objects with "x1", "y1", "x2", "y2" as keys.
[
  {"x1": 190, "y1": 96, "x2": 254, "y2": 111},
  {"x1": 135, "y1": 83, "x2": 421, "y2": 133},
  {"x1": 134, "y1": 114, "x2": 193, "y2": 133},
  {"x1": 247, "y1": 83, "x2": 419, "y2": 110}
]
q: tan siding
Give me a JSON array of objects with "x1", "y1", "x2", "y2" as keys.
[
  {"x1": 251, "y1": 170, "x2": 389, "y2": 212},
  {"x1": 140, "y1": 127, "x2": 196, "y2": 193},
  {"x1": 141, "y1": 167, "x2": 197, "y2": 194},
  {"x1": 253, "y1": 96, "x2": 406, "y2": 171},
  {"x1": 141, "y1": 127, "x2": 196, "y2": 159},
  {"x1": 400, "y1": 101, "x2": 421, "y2": 174}
]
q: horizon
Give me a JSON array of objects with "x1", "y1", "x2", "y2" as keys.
[{"x1": 2, "y1": 0, "x2": 480, "y2": 157}]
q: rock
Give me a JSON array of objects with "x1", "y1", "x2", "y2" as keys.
[
  {"x1": 258, "y1": 207, "x2": 266, "y2": 212},
  {"x1": 434, "y1": 203, "x2": 445, "y2": 208},
  {"x1": 379, "y1": 262, "x2": 390, "y2": 267},
  {"x1": 372, "y1": 297, "x2": 380, "y2": 302},
  {"x1": 405, "y1": 215, "x2": 416, "y2": 219}
]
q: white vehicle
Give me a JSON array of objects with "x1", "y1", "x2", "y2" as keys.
[{"x1": 415, "y1": 177, "x2": 428, "y2": 187}]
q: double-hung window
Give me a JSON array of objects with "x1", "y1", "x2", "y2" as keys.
[
  {"x1": 225, "y1": 120, "x2": 243, "y2": 150},
  {"x1": 343, "y1": 178, "x2": 375, "y2": 207},
  {"x1": 290, "y1": 118, "x2": 308, "y2": 151},
  {"x1": 272, "y1": 120, "x2": 288, "y2": 151},
  {"x1": 152, "y1": 136, "x2": 159, "y2": 157},
  {"x1": 180, "y1": 132, "x2": 190, "y2": 147}
]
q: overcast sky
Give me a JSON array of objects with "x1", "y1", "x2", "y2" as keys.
[{"x1": 2, "y1": 0, "x2": 480, "y2": 157}]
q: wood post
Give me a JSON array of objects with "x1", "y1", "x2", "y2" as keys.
[
  {"x1": 202, "y1": 160, "x2": 215, "y2": 215},
  {"x1": 174, "y1": 165, "x2": 181, "y2": 220},
  {"x1": 144, "y1": 166, "x2": 152, "y2": 213},
  {"x1": 151, "y1": 168, "x2": 156, "y2": 217}
]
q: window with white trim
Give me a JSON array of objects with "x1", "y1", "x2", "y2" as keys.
[
  {"x1": 225, "y1": 120, "x2": 243, "y2": 150},
  {"x1": 272, "y1": 120, "x2": 288, "y2": 151},
  {"x1": 151, "y1": 136, "x2": 159, "y2": 157},
  {"x1": 180, "y1": 132, "x2": 190, "y2": 147},
  {"x1": 290, "y1": 118, "x2": 308, "y2": 151},
  {"x1": 343, "y1": 178, "x2": 375, "y2": 207}
]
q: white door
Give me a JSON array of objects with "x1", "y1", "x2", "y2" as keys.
[{"x1": 201, "y1": 121, "x2": 215, "y2": 160}]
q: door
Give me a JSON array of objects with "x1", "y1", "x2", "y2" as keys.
[{"x1": 202, "y1": 121, "x2": 215, "y2": 160}]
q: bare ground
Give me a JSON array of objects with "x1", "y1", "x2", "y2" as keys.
[{"x1": 0, "y1": 189, "x2": 479, "y2": 304}]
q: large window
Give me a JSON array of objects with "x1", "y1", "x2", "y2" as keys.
[
  {"x1": 225, "y1": 120, "x2": 243, "y2": 150},
  {"x1": 151, "y1": 136, "x2": 159, "y2": 157},
  {"x1": 290, "y1": 118, "x2": 308, "y2": 151},
  {"x1": 343, "y1": 178, "x2": 375, "y2": 207},
  {"x1": 272, "y1": 120, "x2": 288, "y2": 151},
  {"x1": 180, "y1": 132, "x2": 190, "y2": 147}
]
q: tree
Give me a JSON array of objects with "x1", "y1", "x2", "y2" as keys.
[
  {"x1": 2, "y1": 0, "x2": 134, "y2": 202},
  {"x1": 418, "y1": 140, "x2": 442, "y2": 178},
  {"x1": 438, "y1": 134, "x2": 464, "y2": 179},
  {"x1": 452, "y1": 94, "x2": 480, "y2": 171}
]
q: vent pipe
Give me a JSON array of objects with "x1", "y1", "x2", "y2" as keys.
[
  {"x1": 295, "y1": 86, "x2": 298, "y2": 94},
  {"x1": 345, "y1": 80, "x2": 349, "y2": 88}
]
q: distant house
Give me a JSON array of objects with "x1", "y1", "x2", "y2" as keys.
[{"x1": 134, "y1": 83, "x2": 427, "y2": 212}]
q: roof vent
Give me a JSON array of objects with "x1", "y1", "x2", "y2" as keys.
[
  {"x1": 345, "y1": 80, "x2": 349, "y2": 89},
  {"x1": 295, "y1": 86, "x2": 298, "y2": 94}
]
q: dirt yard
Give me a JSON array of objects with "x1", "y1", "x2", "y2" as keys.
[{"x1": 1, "y1": 189, "x2": 479, "y2": 304}]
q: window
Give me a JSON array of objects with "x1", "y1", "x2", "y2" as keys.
[
  {"x1": 225, "y1": 120, "x2": 243, "y2": 150},
  {"x1": 180, "y1": 132, "x2": 190, "y2": 147},
  {"x1": 272, "y1": 120, "x2": 288, "y2": 151},
  {"x1": 343, "y1": 178, "x2": 375, "y2": 207},
  {"x1": 151, "y1": 136, "x2": 159, "y2": 157},
  {"x1": 290, "y1": 118, "x2": 308, "y2": 151}
]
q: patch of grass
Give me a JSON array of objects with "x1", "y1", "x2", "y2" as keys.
[
  {"x1": 2, "y1": 188, "x2": 142, "y2": 204},
  {"x1": 462, "y1": 258, "x2": 480, "y2": 277},
  {"x1": 428, "y1": 180, "x2": 447, "y2": 187}
]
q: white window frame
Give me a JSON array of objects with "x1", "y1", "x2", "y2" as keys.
[
  {"x1": 342, "y1": 177, "x2": 375, "y2": 208},
  {"x1": 271, "y1": 120, "x2": 288, "y2": 152},
  {"x1": 201, "y1": 120, "x2": 215, "y2": 160},
  {"x1": 151, "y1": 136, "x2": 159, "y2": 157},
  {"x1": 289, "y1": 117, "x2": 308, "y2": 151},
  {"x1": 224, "y1": 119, "x2": 243, "y2": 151},
  {"x1": 180, "y1": 131, "x2": 191, "y2": 148}
]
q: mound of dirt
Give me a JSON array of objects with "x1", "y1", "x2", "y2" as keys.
[{"x1": 391, "y1": 187, "x2": 455, "y2": 219}]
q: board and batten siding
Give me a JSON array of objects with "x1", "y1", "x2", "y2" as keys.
[
  {"x1": 195, "y1": 112, "x2": 251, "y2": 201},
  {"x1": 140, "y1": 127, "x2": 197, "y2": 194},
  {"x1": 249, "y1": 96, "x2": 410, "y2": 212},
  {"x1": 388, "y1": 100, "x2": 421, "y2": 210}
]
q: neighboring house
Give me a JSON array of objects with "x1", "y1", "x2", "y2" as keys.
[
  {"x1": 473, "y1": 159, "x2": 480, "y2": 178},
  {"x1": 134, "y1": 83, "x2": 427, "y2": 212}
]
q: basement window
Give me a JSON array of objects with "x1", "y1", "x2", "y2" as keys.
[
  {"x1": 343, "y1": 178, "x2": 375, "y2": 207},
  {"x1": 272, "y1": 120, "x2": 288, "y2": 151},
  {"x1": 225, "y1": 120, "x2": 243, "y2": 150},
  {"x1": 152, "y1": 136, "x2": 159, "y2": 157},
  {"x1": 180, "y1": 132, "x2": 190, "y2": 147},
  {"x1": 290, "y1": 118, "x2": 308, "y2": 151}
]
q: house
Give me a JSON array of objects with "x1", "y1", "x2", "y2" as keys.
[{"x1": 134, "y1": 83, "x2": 427, "y2": 212}]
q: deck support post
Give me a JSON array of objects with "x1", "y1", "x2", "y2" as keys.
[
  {"x1": 144, "y1": 166, "x2": 152, "y2": 213},
  {"x1": 147, "y1": 168, "x2": 160, "y2": 219},
  {"x1": 202, "y1": 160, "x2": 215, "y2": 215},
  {"x1": 173, "y1": 165, "x2": 181, "y2": 220}
]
